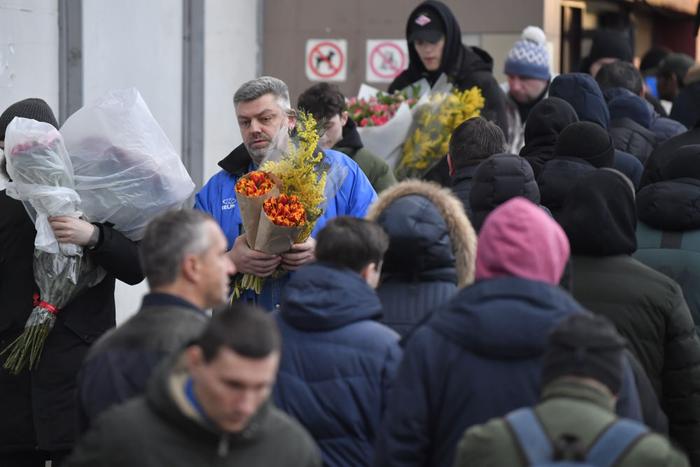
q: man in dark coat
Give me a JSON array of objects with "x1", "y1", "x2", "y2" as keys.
[
  {"x1": 446, "y1": 116, "x2": 506, "y2": 219},
  {"x1": 596, "y1": 60, "x2": 686, "y2": 143},
  {"x1": 373, "y1": 197, "x2": 643, "y2": 467},
  {"x1": 273, "y1": 217, "x2": 401, "y2": 466},
  {"x1": 560, "y1": 168, "x2": 700, "y2": 465},
  {"x1": 454, "y1": 314, "x2": 688, "y2": 467},
  {"x1": 388, "y1": 0, "x2": 507, "y2": 133},
  {"x1": 519, "y1": 97, "x2": 579, "y2": 178},
  {"x1": 77, "y1": 209, "x2": 236, "y2": 430},
  {"x1": 548, "y1": 72, "x2": 643, "y2": 187},
  {"x1": 635, "y1": 145, "x2": 700, "y2": 337},
  {"x1": 66, "y1": 305, "x2": 321, "y2": 467},
  {"x1": 0, "y1": 99, "x2": 143, "y2": 467},
  {"x1": 297, "y1": 83, "x2": 396, "y2": 193}
]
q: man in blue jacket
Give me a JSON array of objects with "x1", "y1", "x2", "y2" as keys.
[
  {"x1": 195, "y1": 76, "x2": 377, "y2": 310},
  {"x1": 273, "y1": 217, "x2": 401, "y2": 466}
]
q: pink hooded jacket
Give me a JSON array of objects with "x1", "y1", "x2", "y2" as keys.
[{"x1": 475, "y1": 197, "x2": 570, "y2": 285}]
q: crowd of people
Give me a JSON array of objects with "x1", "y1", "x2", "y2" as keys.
[{"x1": 2, "y1": 0, "x2": 700, "y2": 465}]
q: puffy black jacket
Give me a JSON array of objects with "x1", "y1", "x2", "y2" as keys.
[
  {"x1": 367, "y1": 181, "x2": 476, "y2": 337},
  {"x1": 670, "y1": 81, "x2": 700, "y2": 129},
  {"x1": 560, "y1": 170, "x2": 700, "y2": 465},
  {"x1": 607, "y1": 90, "x2": 657, "y2": 164},
  {"x1": 642, "y1": 127, "x2": 700, "y2": 188},
  {"x1": 468, "y1": 153, "x2": 540, "y2": 231},
  {"x1": 388, "y1": 0, "x2": 508, "y2": 133}
]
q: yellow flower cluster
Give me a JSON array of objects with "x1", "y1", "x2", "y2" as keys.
[
  {"x1": 397, "y1": 86, "x2": 485, "y2": 180},
  {"x1": 261, "y1": 111, "x2": 327, "y2": 241}
]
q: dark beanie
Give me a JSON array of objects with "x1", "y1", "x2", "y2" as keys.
[
  {"x1": 542, "y1": 313, "x2": 626, "y2": 395},
  {"x1": 0, "y1": 98, "x2": 58, "y2": 141},
  {"x1": 554, "y1": 121, "x2": 615, "y2": 168},
  {"x1": 588, "y1": 30, "x2": 633, "y2": 64}
]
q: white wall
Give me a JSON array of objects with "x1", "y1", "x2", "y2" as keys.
[
  {"x1": 83, "y1": 0, "x2": 185, "y2": 323},
  {"x1": 0, "y1": 0, "x2": 59, "y2": 121},
  {"x1": 203, "y1": 0, "x2": 260, "y2": 182},
  {"x1": 0, "y1": 1, "x2": 260, "y2": 324}
]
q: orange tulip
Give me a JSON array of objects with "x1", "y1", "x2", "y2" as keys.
[{"x1": 235, "y1": 171, "x2": 274, "y2": 197}]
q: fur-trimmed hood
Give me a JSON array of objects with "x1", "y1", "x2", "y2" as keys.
[{"x1": 366, "y1": 180, "x2": 476, "y2": 287}]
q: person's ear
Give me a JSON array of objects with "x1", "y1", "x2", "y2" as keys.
[
  {"x1": 340, "y1": 111, "x2": 349, "y2": 126},
  {"x1": 181, "y1": 253, "x2": 201, "y2": 283},
  {"x1": 287, "y1": 109, "x2": 297, "y2": 131},
  {"x1": 360, "y1": 261, "x2": 382, "y2": 289},
  {"x1": 447, "y1": 153, "x2": 455, "y2": 177},
  {"x1": 184, "y1": 345, "x2": 205, "y2": 372}
]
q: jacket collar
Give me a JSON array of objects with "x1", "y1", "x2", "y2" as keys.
[
  {"x1": 541, "y1": 378, "x2": 616, "y2": 411},
  {"x1": 218, "y1": 143, "x2": 253, "y2": 176}
]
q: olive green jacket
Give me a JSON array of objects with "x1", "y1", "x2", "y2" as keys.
[
  {"x1": 335, "y1": 144, "x2": 396, "y2": 193},
  {"x1": 453, "y1": 379, "x2": 689, "y2": 467}
]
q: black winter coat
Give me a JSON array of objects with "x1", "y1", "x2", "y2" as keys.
[
  {"x1": 670, "y1": 81, "x2": 700, "y2": 129},
  {"x1": 560, "y1": 170, "x2": 700, "y2": 465},
  {"x1": 388, "y1": 1, "x2": 508, "y2": 134},
  {"x1": 76, "y1": 294, "x2": 208, "y2": 431},
  {"x1": 538, "y1": 157, "x2": 595, "y2": 221},
  {"x1": 0, "y1": 191, "x2": 143, "y2": 453},
  {"x1": 609, "y1": 118, "x2": 656, "y2": 165},
  {"x1": 66, "y1": 353, "x2": 321, "y2": 467},
  {"x1": 642, "y1": 127, "x2": 700, "y2": 188}
]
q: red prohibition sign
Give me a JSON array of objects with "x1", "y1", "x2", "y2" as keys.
[
  {"x1": 370, "y1": 42, "x2": 407, "y2": 79},
  {"x1": 308, "y1": 41, "x2": 345, "y2": 79}
]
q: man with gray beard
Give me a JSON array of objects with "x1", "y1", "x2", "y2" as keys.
[{"x1": 195, "y1": 76, "x2": 377, "y2": 310}]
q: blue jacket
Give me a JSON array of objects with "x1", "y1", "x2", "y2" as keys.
[
  {"x1": 273, "y1": 263, "x2": 402, "y2": 467},
  {"x1": 549, "y1": 73, "x2": 643, "y2": 187},
  {"x1": 373, "y1": 277, "x2": 642, "y2": 467},
  {"x1": 195, "y1": 144, "x2": 377, "y2": 310}
]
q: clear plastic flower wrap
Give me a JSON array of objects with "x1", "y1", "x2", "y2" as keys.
[
  {"x1": 1, "y1": 118, "x2": 104, "y2": 374},
  {"x1": 61, "y1": 88, "x2": 195, "y2": 241}
]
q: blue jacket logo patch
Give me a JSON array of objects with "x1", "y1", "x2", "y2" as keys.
[{"x1": 222, "y1": 197, "x2": 237, "y2": 211}]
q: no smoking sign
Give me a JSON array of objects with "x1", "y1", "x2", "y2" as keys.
[
  {"x1": 305, "y1": 39, "x2": 347, "y2": 82},
  {"x1": 366, "y1": 39, "x2": 408, "y2": 83}
]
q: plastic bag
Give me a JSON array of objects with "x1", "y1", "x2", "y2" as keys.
[
  {"x1": 5, "y1": 117, "x2": 82, "y2": 256},
  {"x1": 61, "y1": 88, "x2": 195, "y2": 241}
]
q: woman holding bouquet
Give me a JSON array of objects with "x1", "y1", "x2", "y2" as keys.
[{"x1": 0, "y1": 99, "x2": 143, "y2": 467}]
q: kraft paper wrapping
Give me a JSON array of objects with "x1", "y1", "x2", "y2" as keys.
[
  {"x1": 254, "y1": 212, "x2": 305, "y2": 255},
  {"x1": 235, "y1": 175, "x2": 280, "y2": 248}
]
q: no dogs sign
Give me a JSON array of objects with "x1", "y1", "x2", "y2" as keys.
[{"x1": 305, "y1": 39, "x2": 347, "y2": 82}]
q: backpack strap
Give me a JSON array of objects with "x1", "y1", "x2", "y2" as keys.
[
  {"x1": 585, "y1": 419, "x2": 648, "y2": 467},
  {"x1": 505, "y1": 408, "x2": 553, "y2": 465}
]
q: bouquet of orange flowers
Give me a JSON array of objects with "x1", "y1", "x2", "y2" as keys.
[{"x1": 232, "y1": 112, "x2": 341, "y2": 297}]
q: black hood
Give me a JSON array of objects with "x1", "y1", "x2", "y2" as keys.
[
  {"x1": 469, "y1": 153, "x2": 540, "y2": 231},
  {"x1": 641, "y1": 127, "x2": 700, "y2": 188},
  {"x1": 520, "y1": 97, "x2": 579, "y2": 175},
  {"x1": 638, "y1": 144, "x2": 700, "y2": 231},
  {"x1": 560, "y1": 169, "x2": 637, "y2": 256},
  {"x1": 402, "y1": 1, "x2": 493, "y2": 87}
]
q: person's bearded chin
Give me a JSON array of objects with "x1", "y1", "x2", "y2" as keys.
[{"x1": 250, "y1": 124, "x2": 289, "y2": 166}]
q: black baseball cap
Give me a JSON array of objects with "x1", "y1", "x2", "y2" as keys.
[{"x1": 408, "y1": 10, "x2": 445, "y2": 43}]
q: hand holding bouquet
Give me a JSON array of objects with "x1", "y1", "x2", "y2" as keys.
[
  {"x1": 1, "y1": 118, "x2": 104, "y2": 374},
  {"x1": 233, "y1": 112, "x2": 340, "y2": 297}
]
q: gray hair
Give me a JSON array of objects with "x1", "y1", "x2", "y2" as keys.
[
  {"x1": 233, "y1": 76, "x2": 292, "y2": 112},
  {"x1": 140, "y1": 209, "x2": 215, "y2": 289}
]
